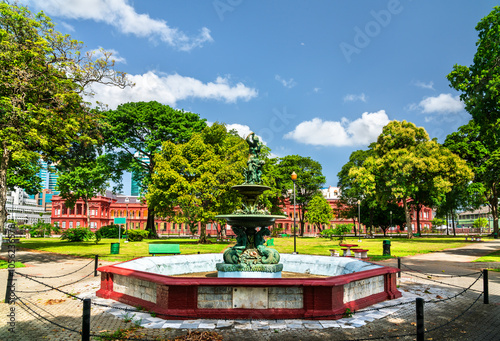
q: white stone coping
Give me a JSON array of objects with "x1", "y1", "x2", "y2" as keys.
[{"x1": 114, "y1": 253, "x2": 382, "y2": 277}]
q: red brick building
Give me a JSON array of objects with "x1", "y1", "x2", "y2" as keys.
[{"x1": 51, "y1": 189, "x2": 433, "y2": 237}]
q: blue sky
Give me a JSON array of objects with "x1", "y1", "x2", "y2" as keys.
[{"x1": 22, "y1": 0, "x2": 498, "y2": 194}]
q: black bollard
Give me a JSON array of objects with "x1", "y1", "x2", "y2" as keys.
[
  {"x1": 94, "y1": 255, "x2": 99, "y2": 277},
  {"x1": 82, "y1": 298, "x2": 91, "y2": 341},
  {"x1": 416, "y1": 298, "x2": 424, "y2": 341},
  {"x1": 483, "y1": 269, "x2": 489, "y2": 304}
]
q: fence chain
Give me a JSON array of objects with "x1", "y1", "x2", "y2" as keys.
[{"x1": 15, "y1": 258, "x2": 95, "y2": 279}]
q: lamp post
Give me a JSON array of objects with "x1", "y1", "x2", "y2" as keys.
[
  {"x1": 291, "y1": 172, "x2": 297, "y2": 254},
  {"x1": 125, "y1": 197, "x2": 129, "y2": 232},
  {"x1": 358, "y1": 200, "x2": 361, "y2": 236}
]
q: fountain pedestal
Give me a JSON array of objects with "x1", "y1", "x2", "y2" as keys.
[{"x1": 215, "y1": 184, "x2": 285, "y2": 278}]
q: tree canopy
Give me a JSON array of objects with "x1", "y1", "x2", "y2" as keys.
[
  {"x1": 347, "y1": 121, "x2": 473, "y2": 238},
  {"x1": 0, "y1": 3, "x2": 130, "y2": 231},
  {"x1": 272, "y1": 155, "x2": 326, "y2": 236},
  {"x1": 304, "y1": 192, "x2": 334, "y2": 232},
  {"x1": 103, "y1": 101, "x2": 207, "y2": 237},
  {"x1": 146, "y1": 123, "x2": 247, "y2": 243}
]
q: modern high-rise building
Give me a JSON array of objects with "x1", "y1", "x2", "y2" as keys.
[
  {"x1": 130, "y1": 152, "x2": 150, "y2": 196},
  {"x1": 30, "y1": 160, "x2": 59, "y2": 210}
]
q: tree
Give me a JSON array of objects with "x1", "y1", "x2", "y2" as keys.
[
  {"x1": 0, "y1": 3, "x2": 130, "y2": 232},
  {"x1": 350, "y1": 121, "x2": 472, "y2": 238},
  {"x1": 473, "y1": 217, "x2": 489, "y2": 232},
  {"x1": 103, "y1": 101, "x2": 207, "y2": 238},
  {"x1": 305, "y1": 192, "x2": 334, "y2": 232},
  {"x1": 273, "y1": 155, "x2": 326, "y2": 236},
  {"x1": 337, "y1": 149, "x2": 374, "y2": 235},
  {"x1": 146, "y1": 123, "x2": 247, "y2": 243},
  {"x1": 444, "y1": 120, "x2": 500, "y2": 237},
  {"x1": 56, "y1": 154, "x2": 120, "y2": 228}
]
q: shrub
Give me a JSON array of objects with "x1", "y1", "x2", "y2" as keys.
[
  {"x1": 94, "y1": 230, "x2": 102, "y2": 244},
  {"x1": 28, "y1": 222, "x2": 61, "y2": 237},
  {"x1": 127, "y1": 229, "x2": 149, "y2": 241},
  {"x1": 60, "y1": 227, "x2": 95, "y2": 242},
  {"x1": 98, "y1": 224, "x2": 125, "y2": 238}
]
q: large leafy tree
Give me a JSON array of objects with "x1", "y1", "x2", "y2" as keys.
[
  {"x1": 304, "y1": 192, "x2": 334, "y2": 232},
  {"x1": 446, "y1": 7, "x2": 500, "y2": 238},
  {"x1": 147, "y1": 123, "x2": 247, "y2": 243},
  {"x1": 444, "y1": 120, "x2": 500, "y2": 237},
  {"x1": 56, "y1": 153, "x2": 120, "y2": 228},
  {"x1": 103, "y1": 101, "x2": 207, "y2": 238},
  {"x1": 273, "y1": 155, "x2": 326, "y2": 236},
  {"x1": 350, "y1": 121, "x2": 472, "y2": 238},
  {"x1": 337, "y1": 149, "x2": 374, "y2": 235},
  {"x1": 447, "y1": 7, "x2": 500, "y2": 131},
  {"x1": 0, "y1": 3, "x2": 130, "y2": 231}
]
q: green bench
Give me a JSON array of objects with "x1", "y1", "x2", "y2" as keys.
[{"x1": 148, "y1": 244, "x2": 181, "y2": 256}]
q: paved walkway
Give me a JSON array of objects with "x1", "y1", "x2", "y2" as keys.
[{"x1": 0, "y1": 240, "x2": 499, "y2": 340}]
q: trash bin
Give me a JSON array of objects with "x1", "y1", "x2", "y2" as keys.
[
  {"x1": 110, "y1": 243, "x2": 120, "y2": 254},
  {"x1": 383, "y1": 239, "x2": 391, "y2": 256},
  {"x1": 494, "y1": 232, "x2": 498, "y2": 239}
]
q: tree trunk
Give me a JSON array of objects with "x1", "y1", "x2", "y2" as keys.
[
  {"x1": 416, "y1": 204, "x2": 421, "y2": 236},
  {"x1": 403, "y1": 199, "x2": 413, "y2": 239},
  {"x1": 199, "y1": 223, "x2": 207, "y2": 243},
  {"x1": 489, "y1": 193, "x2": 499, "y2": 238},
  {"x1": 146, "y1": 207, "x2": 158, "y2": 238},
  {"x1": 451, "y1": 210, "x2": 456, "y2": 236},
  {"x1": 0, "y1": 147, "x2": 11, "y2": 234},
  {"x1": 352, "y1": 218, "x2": 357, "y2": 236}
]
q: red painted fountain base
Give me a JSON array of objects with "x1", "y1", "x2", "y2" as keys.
[{"x1": 96, "y1": 263, "x2": 401, "y2": 320}]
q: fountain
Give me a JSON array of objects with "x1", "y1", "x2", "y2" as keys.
[
  {"x1": 96, "y1": 132, "x2": 401, "y2": 320},
  {"x1": 215, "y1": 133, "x2": 285, "y2": 278}
]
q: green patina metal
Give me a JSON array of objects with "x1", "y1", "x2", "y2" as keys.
[{"x1": 216, "y1": 132, "x2": 285, "y2": 274}]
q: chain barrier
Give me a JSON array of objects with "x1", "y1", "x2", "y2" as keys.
[
  {"x1": 404, "y1": 270, "x2": 483, "y2": 293},
  {"x1": 14, "y1": 270, "x2": 93, "y2": 297},
  {"x1": 15, "y1": 258, "x2": 95, "y2": 279},
  {"x1": 426, "y1": 291, "x2": 484, "y2": 334},
  {"x1": 14, "y1": 293, "x2": 83, "y2": 335}
]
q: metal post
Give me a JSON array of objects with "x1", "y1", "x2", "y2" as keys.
[
  {"x1": 397, "y1": 257, "x2": 401, "y2": 278},
  {"x1": 358, "y1": 200, "x2": 361, "y2": 235},
  {"x1": 4, "y1": 269, "x2": 14, "y2": 304},
  {"x1": 293, "y1": 180, "x2": 297, "y2": 254},
  {"x1": 483, "y1": 269, "x2": 489, "y2": 304},
  {"x1": 94, "y1": 255, "x2": 99, "y2": 277},
  {"x1": 82, "y1": 298, "x2": 91, "y2": 341},
  {"x1": 416, "y1": 298, "x2": 424, "y2": 341}
]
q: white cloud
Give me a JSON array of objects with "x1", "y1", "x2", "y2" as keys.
[
  {"x1": 313, "y1": 87, "x2": 321, "y2": 93},
  {"x1": 225, "y1": 124, "x2": 268, "y2": 145},
  {"x1": 284, "y1": 110, "x2": 390, "y2": 147},
  {"x1": 413, "y1": 80, "x2": 435, "y2": 90},
  {"x1": 418, "y1": 93, "x2": 464, "y2": 113},
  {"x1": 26, "y1": 0, "x2": 213, "y2": 51},
  {"x1": 343, "y1": 93, "x2": 367, "y2": 102},
  {"x1": 275, "y1": 75, "x2": 297, "y2": 88},
  {"x1": 88, "y1": 71, "x2": 258, "y2": 109}
]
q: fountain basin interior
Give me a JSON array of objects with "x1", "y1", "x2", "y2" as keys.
[{"x1": 97, "y1": 254, "x2": 401, "y2": 320}]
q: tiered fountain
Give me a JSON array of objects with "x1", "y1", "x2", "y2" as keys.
[
  {"x1": 216, "y1": 133, "x2": 285, "y2": 278},
  {"x1": 96, "y1": 132, "x2": 401, "y2": 320}
]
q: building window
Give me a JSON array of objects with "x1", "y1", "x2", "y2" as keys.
[
  {"x1": 62, "y1": 222, "x2": 66, "y2": 229},
  {"x1": 76, "y1": 222, "x2": 81, "y2": 227},
  {"x1": 69, "y1": 222, "x2": 73, "y2": 228}
]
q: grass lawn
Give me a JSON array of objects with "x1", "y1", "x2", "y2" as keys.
[
  {"x1": 14, "y1": 235, "x2": 475, "y2": 262},
  {"x1": 474, "y1": 250, "x2": 500, "y2": 263},
  {"x1": 0, "y1": 259, "x2": 26, "y2": 269}
]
